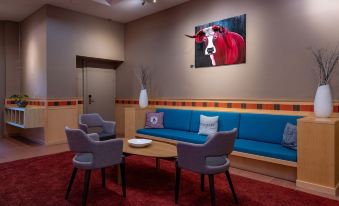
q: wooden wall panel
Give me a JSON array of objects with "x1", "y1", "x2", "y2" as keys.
[
  {"x1": 115, "y1": 104, "x2": 133, "y2": 136},
  {"x1": 297, "y1": 117, "x2": 339, "y2": 195},
  {"x1": 44, "y1": 106, "x2": 78, "y2": 145},
  {"x1": 124, "y1": 107, "x2": 155, "y2": 139}
]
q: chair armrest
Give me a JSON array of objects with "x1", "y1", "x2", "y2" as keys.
[
  {"x1": 88, "y1": 133, "x2": 100, "y2": 141},
  {"x1": 89, "y1": 138, "x2": 123, "y2": 168},
  {"x1": 102, "y1": 121, "x2": 116, "y2": 134},
  {"x1": 79, "y1": 123, "x2": 88, "y2": 133},
  {"x1": 177, "y1": 142, "x2": 207, "y2": 172}
]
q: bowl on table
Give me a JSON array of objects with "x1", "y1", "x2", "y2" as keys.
[{"x1": 128, "y1": 138, "x2": 152, "y2": 148}]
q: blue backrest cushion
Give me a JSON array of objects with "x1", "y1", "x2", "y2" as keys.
[
  {"x1": 190, "y1": 110, "x2": 240, "y2": 134},
  {"x1": 156, "y1": 108, "x2": 192, "y2": 131},
  {"x1": 238, "y1": 113, "x2": 302, "y2": 144}
]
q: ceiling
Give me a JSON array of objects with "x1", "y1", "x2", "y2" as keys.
[{"x1": 0, "y1": 0, "x2": 189, "y2": 23}]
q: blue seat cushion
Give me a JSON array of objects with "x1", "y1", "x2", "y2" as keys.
[
  {"x1": 73, "y1": 153, "x2": 94, "y2": 169},
  {"x1": 190, "y1": 110, "x2": 240, "y2": 135},
  {"x1": 74, "y1": 153, "x2": 93, "y2": 163},
  {"x1": 238, "y1": 113, "x2": 302, "y2": 144},
  {"x1": 137, "y1": 128, "x2": 207, "y2": 144},
  {"x1": 156, "y1": 108, "x2": 192, "y2": 131},
  {"x1": 234, "y1": 139, "x2": 297, "y2": 162}
]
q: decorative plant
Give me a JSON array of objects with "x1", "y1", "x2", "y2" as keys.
[
  {"x1": 9, "y1": 94, "x2": 29, "y2": 108},
  {"x1": 310, "y1": 44, "x2": 339, "y2": 86},
  {"x1": 134, "y1": 65, "x2": 151, "y2": 90}
]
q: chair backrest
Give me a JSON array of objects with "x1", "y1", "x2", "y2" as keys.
[
  {"x1": 80, "y1": 113, "x2": 104, "y2": 127},
  {"x1": 177, "y1": 128, "x2": 238, "y2": 174},
  {"x1": 204, "y1": 128, "x2": 237, "y2": 157},
  {"x1": 65, "y1": 127, "x2": 92, "y2": 153}
]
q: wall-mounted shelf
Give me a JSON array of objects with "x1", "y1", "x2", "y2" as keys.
[{"x1": 5, "y1": 107, "x2": 44, "y2": 128}]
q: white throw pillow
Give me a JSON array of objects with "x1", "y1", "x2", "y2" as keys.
[{"x1": 198, "y1": 115, "x2": 219, "y2": 135}]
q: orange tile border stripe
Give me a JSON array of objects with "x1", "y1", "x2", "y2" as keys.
[
  {"x1": 6, "y1": 99, "x2": 79, "y2": 107},
  {"x1": 47, "y1": 100, "x2": 77, "y2": 107},
  {"x1": 115, "y1": 99, "x2": 339, "y2": 113},
  {"x1": 6, "y1": 100, "x2": 45, "y2": 106}
]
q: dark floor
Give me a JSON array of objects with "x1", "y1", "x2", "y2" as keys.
[{"x1": 0, "y1": 136, "x2": 338, "y2": 201}]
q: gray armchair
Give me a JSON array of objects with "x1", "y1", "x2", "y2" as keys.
[
  {"x1": 64, "y1": 127, "x2": 126, "y2": 206},
  {"x1": 175, "y1": 129, "x2": 238, "y2": 206},
  {"x1": 79, "y1": 113, "x2": 116, "y2": 141}
]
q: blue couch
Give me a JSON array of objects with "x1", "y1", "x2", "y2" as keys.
[{"x1": 137, "y1": 108, "x2": 302, "y2": 162}]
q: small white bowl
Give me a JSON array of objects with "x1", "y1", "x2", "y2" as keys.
[{"x1": 128, "y1": 138, "x2": 152, "y2": 148}]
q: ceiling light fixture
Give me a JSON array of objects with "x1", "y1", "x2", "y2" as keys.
[
  {"x1": 92, "y1": 0, "x2": 113, "y2": 7},
  {"x1": 141, "y1": 0, "x2": 157, "y2": 6}
]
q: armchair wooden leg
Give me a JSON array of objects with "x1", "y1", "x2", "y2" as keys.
[
  {"x1": 65, "y1": 167, "x2": 78, "y2": 200},
  {"x1": 175, "y1": 161, "x2": 181, "y2": 204},
  {"x1": 120, "y1": 162, "x2": 126, "y2": 197},
  {"x1": 208, "y1": 174, "x2": 216, "y2": 206},
  {"x1": 101, "y1": 168, "x2": 106, "y2": 188},
  {"x1": 115, "y1": 164, "x2": 122, "y2": 185},
  {"x1": 225, "y1": 171, "x2": 238, "y2": 204},
  {"x1": 82, "y1": 170, "x2": 91, "y2": 206},
  {"x1": 200, "y1": 174, "x2": 205, "y2": 192}
]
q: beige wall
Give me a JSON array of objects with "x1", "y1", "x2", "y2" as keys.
[
  {"x1": 117, "y1": 0, "x2": 339, "y2": 101},
  {"x1": 21, "y1": 7, "x2": 47, "y2": 98},
  {"x1": 0, "y1": 22, "x2": 5, "y2": 137},
  {"x1": 4, "y1": 22, "x2": 21, "y2": 96},
  {"x1": 46, "y1": 5, "x2": 124, "y2": 98},
  {"x1": 0, "y1": 21, "x2": 21, "y2": 137},
  {"x1": 20, "y1": 5, "x2": 124, "y2": 98}
]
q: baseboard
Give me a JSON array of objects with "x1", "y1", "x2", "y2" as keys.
[{"x1": 296, "y1": 180, "x2": 339, "y2": 196}]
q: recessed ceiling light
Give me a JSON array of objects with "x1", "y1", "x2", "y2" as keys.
[
  {"x1": 92, "y1": 0, "x2": 113, "y2": 7},
  {"x1": 141, "y1": 0, "x2": 157, "y2": 6}
]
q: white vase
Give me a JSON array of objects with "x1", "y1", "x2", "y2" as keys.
[
  {"x1": 139, "y1": 89, "x2": 148, "y2": 109},
  {"x1": 314, "y1": 84, "x2": 333, "y2": 118}
]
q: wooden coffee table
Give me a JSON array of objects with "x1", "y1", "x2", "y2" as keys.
[
  {"x1": 123, "y1": 138, "x2": 177, "y2": 169},
  {"x1": 114, "y1": 138, "x2": 177, "y2": 184}
]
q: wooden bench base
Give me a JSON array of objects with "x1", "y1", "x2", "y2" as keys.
[
  {"x1": 135, "y1": 133, "x2": 297, "y2": 181},
  {"x1": 229, "y1": 151, "x2": 296, "y2": 181}
]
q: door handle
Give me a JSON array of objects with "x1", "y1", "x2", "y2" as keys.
[{"x1": 88, "y1": 94, "x2": 95, "y2": 104}]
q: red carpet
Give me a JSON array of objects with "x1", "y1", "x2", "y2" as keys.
[{"x1": 0, "y1": 152, "x2": 338, "y2": 206}]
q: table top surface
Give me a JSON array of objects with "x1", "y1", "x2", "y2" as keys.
[{"x1": 122, "y1": 138, "x2": 177, "y2": 158}]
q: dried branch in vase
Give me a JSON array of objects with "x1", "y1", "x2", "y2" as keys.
[
  {"x1": 310, "y1": 44, "x2": 339, "y2": 86},
  {"x1": 134, "y1": 65, "x2": 151, "y2": 90}
]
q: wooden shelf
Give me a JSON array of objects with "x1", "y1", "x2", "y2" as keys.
[{"x1": 5, "y1": 107, "x2": 44, "y2": 128}]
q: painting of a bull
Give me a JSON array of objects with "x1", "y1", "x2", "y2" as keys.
[{"x1": 187, "y1": 14, "x2": 246, "y2": 68}]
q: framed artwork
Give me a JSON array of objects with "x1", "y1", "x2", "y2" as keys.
[{"x1": 187, "y1": 14, "x2": 246, "y2": 68}]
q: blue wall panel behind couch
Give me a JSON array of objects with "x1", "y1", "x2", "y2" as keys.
[
  {"x1": 156, "y1": 108, "x2": 192, "y2": 131},
  {"x1": 238, "y1": 113, "x2": 302, "y2": 144}
]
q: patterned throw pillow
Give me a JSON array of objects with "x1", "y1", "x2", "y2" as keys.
[
  {"x1": 198, "y1": 115, "x2": 219, "y2": 135},
  {"x1": 281, "y1": 123, "x2": 297, "y2": 150},
  {"x1": 145, "y1": 112, "x2": 164, "y2": 128}
]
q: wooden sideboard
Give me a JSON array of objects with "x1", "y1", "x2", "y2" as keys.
[
  {"x1": 297, "y1": 117, "x2": 339, "y2": 196},
  {"x1": 4, "y1": 99, "x2": 82, "y2": 145},
  {"x1": 5, "y1": 107, "x2": 44, "y2": 128}
]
